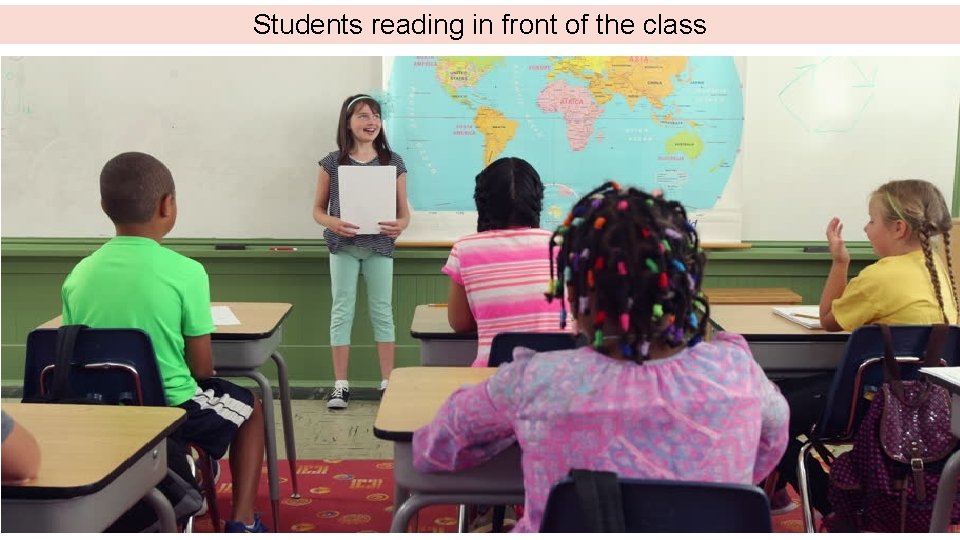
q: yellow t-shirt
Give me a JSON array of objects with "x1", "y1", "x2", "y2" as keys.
[{"x1": 832, "y1": 249, "x2": 959, "y2": 330}]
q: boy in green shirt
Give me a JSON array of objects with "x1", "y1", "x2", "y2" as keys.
[{"x1": 62, "y1": 152, "x2": 267, "y2": 532}]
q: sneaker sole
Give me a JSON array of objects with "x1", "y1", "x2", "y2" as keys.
[{"x1": 327, "y1": 398, "x2": 348, "y2": 409}]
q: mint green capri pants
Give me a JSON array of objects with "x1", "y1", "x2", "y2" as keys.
[{"x1": 329, "y1": 245, "x2": 395, "y2": 347}]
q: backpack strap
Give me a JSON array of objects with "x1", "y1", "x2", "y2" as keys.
[
  {"x1": 46, "y1": 324, "x2": 86, "y2": 401},
  {"x1": 570, "y1": 469, "x2": 626, "y2": 532},
  {"x1": 879, "y1": 324, "x2": 906, "y2": 401},
  {"x1": 922, "y1": 324, "x2": 949, "y2": 368}
]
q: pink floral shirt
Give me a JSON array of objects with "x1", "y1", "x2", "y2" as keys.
[{"x1": 413, "y1": 332, "x2": 789, "y2": 532}]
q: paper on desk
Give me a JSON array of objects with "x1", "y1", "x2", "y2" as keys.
[
  {"x1": 211, "y1": 306, "x2": 241, "y2": 325},
  {"x1": 772, "y1": 305, "x2": 822, "y2": 329},
  {"x1": 920, "y1": 367, "x2": 960, "y2": 389}
]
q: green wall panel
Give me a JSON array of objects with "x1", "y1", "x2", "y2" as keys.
[{"x1": 1, "y1": 238, "x2": 878, "y2": 388}]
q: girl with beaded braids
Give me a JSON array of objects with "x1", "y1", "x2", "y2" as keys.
[{"x1": 414, "y1": 182, "x2": 789, "y2": 532}]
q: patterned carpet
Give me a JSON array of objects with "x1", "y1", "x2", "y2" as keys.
[{"x1": 192, "y1": 459, "x2": 809, "y2": 533}]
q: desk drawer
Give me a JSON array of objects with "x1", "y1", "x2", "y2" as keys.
[
  {"x1": 213, "y1": 329, "x2": 281, "y2": 369},
  {"x1": 748, "y1": 340, "x2": 845, "y2": 372}
]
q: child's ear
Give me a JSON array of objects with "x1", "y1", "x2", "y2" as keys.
[
  {"x1": 159, "y1": 193, "x2": 175, "y2": 218},
  {"x1": 894, "y1": 219, "x2": 911, "y2": 239}
]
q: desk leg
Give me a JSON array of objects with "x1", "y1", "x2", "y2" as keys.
[
  {"x1": 272, "y1": 351, "x2": 300, "y2": 498},
  {"x1": 217, "y1": 368, "x2": 281, "y2": 532},
  {"x1": 143, "y1": 487, "x2": 177, "y2": 532},
  {"x1": 929, "y1": 450, "x2": 960, "y2": 532},
  {"x1": 391, "y1": 494, "x2": 525, "y2": 533},
  {"x1": 458, "y1": 505, "x2": 469, "y2": 533}
]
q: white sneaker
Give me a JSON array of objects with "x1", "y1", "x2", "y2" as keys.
[{"x1": 327, "y1": 381, "x2": 350, "y2": 409}]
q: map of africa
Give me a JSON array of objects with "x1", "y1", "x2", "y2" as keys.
[{"x1": 387, "y1": 56, "x2": 743, "y2": 229}]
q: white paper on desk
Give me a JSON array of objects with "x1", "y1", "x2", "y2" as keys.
[
  {"x1": 337, "y1": 165, "x2": 396, "y2": 235},
  {"x1": 920, "y1": 367, "x2": 960, "y2": 388},
  {"x1": 772, "y1": 305, "x2": 822, "y2": 329},
  {"x1": 211, "y1": 306, "x2": 241, "y2": 326}
]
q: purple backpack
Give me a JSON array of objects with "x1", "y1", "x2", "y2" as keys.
[{"x1": 826, "y1": 324, "x2": 959, "y2": 532}]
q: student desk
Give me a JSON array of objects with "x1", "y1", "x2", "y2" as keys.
[
  {"x1": 703, "y1": 287, "x2": 802, "y2": 305},
  {"x1": 709, "y1": 304, "x2": 849, "y2": 376},
  {"x1": 922, "y1": 368, "x2": 960, "y2": 532},
  {"x1": 410, "y1": 289, "x2": 804, "y2": 367},
  {"x1": 207, "y1": 301, "x2": 299, "y2": 529},
  {"x1": 373, "y1": 367, "x2": 524, "y2": 533},
  {"x1": 38, "y1": 301, "x2": 298, "y2": 530},
  {"x1": 410, "y1": 305, "x2": 477, "y2": 367},
  {"x1": 1, "y1": 403, "x2": 184, "y2": 533}
]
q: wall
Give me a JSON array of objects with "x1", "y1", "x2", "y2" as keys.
[{"x1": 0, "y1": 240, "x2": 875, "y2": 389}]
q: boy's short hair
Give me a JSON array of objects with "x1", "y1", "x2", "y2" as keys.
[{"x1": 100, "y1": 152, "x2": 175, "y2": 225}]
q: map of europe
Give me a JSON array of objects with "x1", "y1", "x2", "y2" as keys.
[{"x1": 387, "y1": 56, "x2": 744, "y2": 229}]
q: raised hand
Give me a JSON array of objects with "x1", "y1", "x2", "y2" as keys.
[{"x1": 825, "y1": 217, "x2": 849, "y2": 264}]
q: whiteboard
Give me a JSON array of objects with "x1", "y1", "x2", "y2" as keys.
[
  {"x1": 740, "y1": 57, "x2": 959, "y2": 241},
  {"x1": 2, "y1": 56, "x2": 958, "y2": 242},
  {"x1": 1, "y1": 56, "x2": 381, "y2": 239}
]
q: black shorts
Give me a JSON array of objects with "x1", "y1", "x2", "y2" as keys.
[{"x1": 175, "y1": 378, "x2": 255, "y2": 459}]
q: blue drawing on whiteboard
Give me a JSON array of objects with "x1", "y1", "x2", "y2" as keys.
[{"x1": 778, "y1": 57, "x2": 877, "y2": 133}]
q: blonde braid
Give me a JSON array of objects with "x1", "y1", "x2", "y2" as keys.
[
  {"x1": 918, "y1": 225, "x2": 949, "y2": 324},
  {"x1": 940, "y1": 229, "x2": 960, "y2": 321}
]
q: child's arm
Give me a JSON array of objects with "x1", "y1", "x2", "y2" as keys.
[
  {"x1": 752, "y1": 377, "x2": 790, "y2": 484},
  {"x1": 413, "y1": 379, "x2": 515, "y2": 472},
  {"x1": 313, "y1": 168, "x2": 359, "y2": 237},
  {"x1": 185, "y1": 334, "x2": 216, "y2": 380},
  {"x1": 1, "y1": 412, "x2": 41, "y2": 482},
  {"x1": 818, "y1": 217, "x2": 849, "y2": 331},
  {"x1": 447, "y1": 279, "x2": 477, "y2": 333},
  {"x1": 378, "y1": 172, "x2": 411, "y2": 238}
]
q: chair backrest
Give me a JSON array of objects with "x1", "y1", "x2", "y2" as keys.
[
  {"x1": 487, "y1": 331, "x2": 579, "y2": 367},
  {"x1": 540, "y1": 475, "x2": 772, "y2": 533},
  {"x1": 812, "y1": 324, "x2": 960, "y2": 441},
  {"x1": 22, "y1": 327, "x2": 167, "y2": 406}
]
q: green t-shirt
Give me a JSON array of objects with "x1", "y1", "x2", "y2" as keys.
[{"x1": 62, "y1": 236, "x2": 215, "y2": 406}]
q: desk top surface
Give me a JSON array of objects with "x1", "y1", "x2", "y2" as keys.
[
  {"x1": 374, "y1": 367, "x2": 495, "y2": 441},
  {"x1": 709, "y1": 304, "x2": 848, "y2": 341},
  {"x1": 39, "y1": 301, "x2": 292, "y2": 340},
  {"x1": 1, "y1": 403, "x2": 184, "y2": 498},
  {"x1": 410, "y1": 305, "x2": 477, "y2": 340}
]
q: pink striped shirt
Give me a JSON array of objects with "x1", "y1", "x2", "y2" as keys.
[{"x1": 443, "y1": 228, "x2": 565, "y2": 367}]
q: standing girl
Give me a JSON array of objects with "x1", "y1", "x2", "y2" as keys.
[
  {"x1": 313, "y1": 94, "x2": 410, "y2": 409},
  {"x1": 414, "y1": 182, "x2": 788, "y2": 532}
]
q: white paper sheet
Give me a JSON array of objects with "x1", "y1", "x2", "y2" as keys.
[
  {"x1": 920, "y1": 367, "x2": 960, "y2": 391},
  {"x1": 772, "y1": 305, "x2": 822, "y2": 329},
  {"x1": 337, "y1": 165, "x2": 396, "y2": 235},
  {"x1": 211, "y1": 305, "x2": 241, "y2": 326}
]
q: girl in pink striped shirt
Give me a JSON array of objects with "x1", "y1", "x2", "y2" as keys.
[{"x1": 443, "y1": 157, "x2": 567, "y2": 367}]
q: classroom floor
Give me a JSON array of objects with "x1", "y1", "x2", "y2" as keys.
[
  {"x1": 1, "y1": 397, "x2": 392, "y2": 461},
  {"x1": 270, "y1": 398, "x2": 391, "y2": 461}
]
